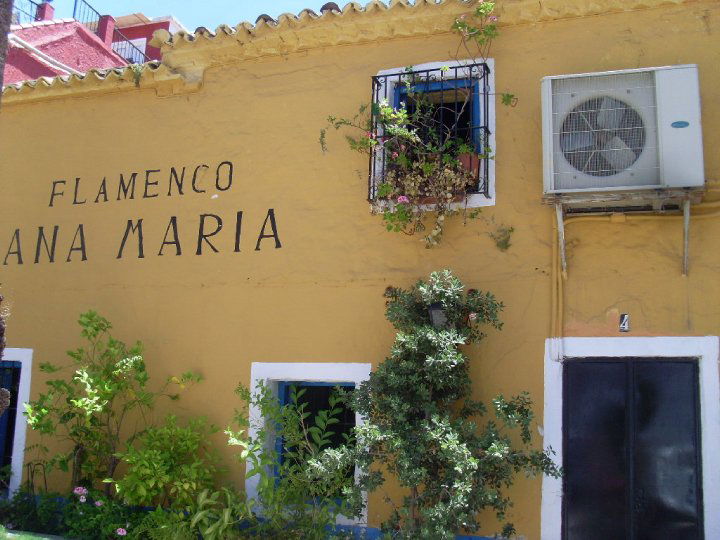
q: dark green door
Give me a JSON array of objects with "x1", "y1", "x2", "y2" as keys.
[{"x1": 563, "y1": 358, "x2": 703, "y2": 540}]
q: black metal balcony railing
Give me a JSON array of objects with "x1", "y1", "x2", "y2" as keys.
[
  {"x1": 110, "y1": 28, "x2": 150, "y2": 64},
  {"x1": 369, "y1": 62, "x2": 491, "y2": 201},
  {"x1": 72, "y1": 0, "x2": 149, "y2": 63},
  {"x1": 72, "y1": 0, "x2": 100, "y2": 33},
  {"x1": 11, "y1": 0, "x2": 41, "y2": 25}
]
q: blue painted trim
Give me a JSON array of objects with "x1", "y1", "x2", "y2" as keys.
[
  {"x1": 393, "y1": 76, "x2": 483, "y2": 152},
  {"x1": 0, "y1": 361, "x2": 21, "y2": 369},
  {"x1": 277, "y1": 381, "x2": 356, "y2": 408},
  {"x1": 395, "y1": 78, "x2": 475, "y2": 104},
  {"x1": 333, "y1": 525, "x2": 495, "y2": 539},
  {"x1": 280, "y1": 381, "x2": 357, "y2": 393}
]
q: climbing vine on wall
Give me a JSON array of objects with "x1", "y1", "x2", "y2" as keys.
[{"x1": 311, "y1": 270, "x2": 560, "y2": 539}]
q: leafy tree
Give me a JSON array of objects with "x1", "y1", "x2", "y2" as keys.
[
  {"x1": 314, "y1": 270, "x2": 560, "y2": 539},
  {"x1": 24, "y1": 311, "x2": 202, "y2": 494}
]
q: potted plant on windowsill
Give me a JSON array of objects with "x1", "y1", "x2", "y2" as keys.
[{"x1": 457, "y1": 141, "x2": 482, "y2": 177}]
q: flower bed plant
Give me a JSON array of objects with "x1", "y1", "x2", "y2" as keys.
[{"x1": 371, "y1": 97, "x2": 483, "y2": 245}]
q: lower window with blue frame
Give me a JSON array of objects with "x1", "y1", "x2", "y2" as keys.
[{"x1": 275, "y1": 381, "x2": 356, "y2": 497}]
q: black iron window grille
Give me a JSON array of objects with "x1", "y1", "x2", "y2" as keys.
[
  {"x1": 368, "y1": 62, "x2": 491, "y2": 202},
  {"x1": 110, "y1": 28, "x2": 149, "y2": 64},
  {"x1": 72, "y1": 0, "x2": 100, "y2": 33}
]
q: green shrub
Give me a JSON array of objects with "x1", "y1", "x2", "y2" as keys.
[
  {"x1": 24, "y1": 310, "x2": 202, "y2": 492},
  {"x1": 128, "y1": 507, "x2": 195, "y2": 540},
  {"x1": 127, "y1": 488, "x2": 252, "y2": 540},
  {"x1": 187, "y1": 488, "x2": 253, "y2": 540},
  {"x1": 114, "y1": 415, "x2": 219, "y2": 508}
]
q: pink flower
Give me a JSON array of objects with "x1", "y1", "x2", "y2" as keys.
[
  {"x1": 95, "y1": 500, "x2": 104, "y2": 507},
  {"x1": 116, "y1": 528, "x2": 127, "y2": 536},
  {"x1": 460, "y1": 14, "x2": 467, "y2": 19},
  {"x1": 79, "y1": 495, "x2": 86, "y2": 503},
  {"x1": 392, "y1": 152, "x2": 399, "y2": 159},
  {"x1": 73, "y1": 486, "x2": 88, "y2": 496},
  {"x1": 397, "y1": 196, "x2": 410, "y2": 204},
  {"x1": 366, "y1": 131, "x2": 376, "y2": 139},
  {"x1": 489, "y1": 15, "x2": 498, "y2": 22},
  {"x1": 469, "y1": 312, "x2": 478, "y2": 321}
]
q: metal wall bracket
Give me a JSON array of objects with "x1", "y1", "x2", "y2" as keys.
[{"x1": 554, "y1": 200, "x2": 692, "y2": 277}]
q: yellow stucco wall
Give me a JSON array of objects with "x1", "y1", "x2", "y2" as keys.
[{"x1": 1, "y1": 0, "x2": 718, "y2": 536}]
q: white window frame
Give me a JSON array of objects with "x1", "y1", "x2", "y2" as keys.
[
  {"x1": 373, "y1": 58, "x2": 497, "y2": 208},
  {"x1": 542, "y1": 337, "x2": 720, "y2": 539},
  {"x1": 247, "y1": 362, "x2": 372, "y2": 526},
  {"x1": 2, "y1": 348, "x2": 33, "y2": 496}
]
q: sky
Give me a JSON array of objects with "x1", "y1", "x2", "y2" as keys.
[{"x1": 47, "y1": 1, "x2": 335, "y2": 31}]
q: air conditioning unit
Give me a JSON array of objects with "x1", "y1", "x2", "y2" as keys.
[{"x1": 542, "y1": 65, "x2": 704, "y2": 196}]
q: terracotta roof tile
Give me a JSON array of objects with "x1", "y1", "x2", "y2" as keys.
[{"x1": 2, "y1": 61, "x2": 163, "y2": 93}]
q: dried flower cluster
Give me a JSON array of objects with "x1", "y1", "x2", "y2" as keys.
[{"x1": 381, "y1": 163, "x2": 477, "y2": 246}]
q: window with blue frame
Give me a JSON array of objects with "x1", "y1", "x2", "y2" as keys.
[
  {"x1": 369, "y1": 62, "x2": 492, "y2": 200},
  {"x1": 275, "y1": 381, "x2": 356, "y2": 485},
  {"x1": 0, "y1": 361, "x2": 21, "y2": 496},
  {"x1": 395, "y1": 77, "x2": 482, "y2": 153}
]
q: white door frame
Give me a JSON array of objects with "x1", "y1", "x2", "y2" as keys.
[
  {"x1": 2, "y1": 348, "x2": 33, "y2": 496},
  {"x1": 542, "y1": 336, "x2": 720, "y2": 539}
]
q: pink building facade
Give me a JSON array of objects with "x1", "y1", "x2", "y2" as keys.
[{"x1": 5, "y1": 2, "x2": 186, "y2": 85}]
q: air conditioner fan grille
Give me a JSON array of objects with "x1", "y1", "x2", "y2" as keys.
[{"x1": 560, "y1": 96, "x2": 646, "y2": 177}]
